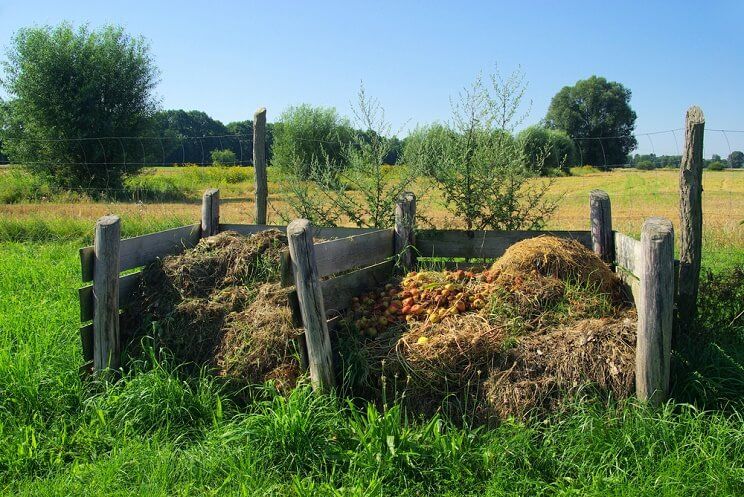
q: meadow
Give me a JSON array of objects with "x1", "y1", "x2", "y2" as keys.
[{"x1": 0, "y1": 165, "x2": 742, "y2": 495}]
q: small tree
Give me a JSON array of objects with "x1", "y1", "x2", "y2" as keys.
[
  {"x1": 727, "y1": 151, "x2": 743, "y2": 168},
  {"x1": 0, "y1": 23, "x2": 158, "y2": 190},
  {"x1": 272, "y1": 104, "x2": 353, "y2": 180},
  {"x1": 406, "y1": 68, "x2": 557, "y2": 231},
  {"x1": 210, "y1": 149, "x2": 237, "y2": 166},
  {"x1": 707, "y1": 161, "x2": 725, "y2": 171},
  {"x1": 281, "y1": 85, "x2": 418, "y2": 228}
]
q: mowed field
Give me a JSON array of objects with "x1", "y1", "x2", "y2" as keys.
[{"x1": 0, "y1": 166, "x2": 743, "y2": 495}]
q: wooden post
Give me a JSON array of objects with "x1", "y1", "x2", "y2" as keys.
[
  {"x1": 636, "y1": 217, "x2": 675, "y2": 406},
  {"x1": 589, "y1": 189, "x2": 613, "y2": 265},
  {"x1": 394, "y1": 192, "x2": 416, "y2": 271},
  {"x1": 678, "y1": 106, "x2": 705, "y2": 328},
  {"x1": 93, "y1": 215, "x2": 121, "y2": 372},
  {"x1": 286, "y1": 219, "x2": 335, "y2": 391},
  {"x1": 201, "y1": 188, "x2": 220, "y2": 237},
  {"x1": 253, "y1": 107, "x2": 268, "y2": 225}
]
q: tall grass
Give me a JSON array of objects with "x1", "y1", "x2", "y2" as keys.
[{"x1": 1, "y1": 241, "x2": 743, "y2": 495}]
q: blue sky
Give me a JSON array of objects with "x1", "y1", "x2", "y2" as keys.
[{"x1": 1, "y1": 0, "x2": 742, "y2": 156}]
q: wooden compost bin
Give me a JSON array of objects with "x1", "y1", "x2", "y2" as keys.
[{"x1": 78, "y1": 189, "x2": 676, "y2": 405}]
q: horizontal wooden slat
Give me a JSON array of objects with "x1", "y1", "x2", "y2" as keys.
[
  {"x1": 281, "y1": 229, "x2": 394, "y2": 286},
  {"x1": 220, "y1": 223, "x2": 378, "y2": 240},
  {"x1": 321, "y1": 260, "x2": 395, "y2": 314},
  {"x1": 415, "y1": 230, "x2": 592, "y2": 259},
  {"x1": 79, "y1": 272, "x2": 142, "y2": 322},
  {"x1": 616, "y1": 267, "x2": 641, "y2": 306},
  {"x1": 80, "y1": 323, "x2": 94, "y2": 363},
  {"x1": 80, "y1": 224, "x2": 201, "y2": 282},
  {"x1": 614, "y1": 231, "x2": 642, "y2": 277}
]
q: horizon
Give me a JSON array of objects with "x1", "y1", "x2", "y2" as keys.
[{"x1": 1, "y1": 0, "x2": 743, "y2": 158}]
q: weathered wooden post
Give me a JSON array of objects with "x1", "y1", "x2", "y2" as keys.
[
  {"x1": 589, "y1": 189, "x2": 613, "y2": 265},
  {"x1": 93, "y1": 215, "x2": 121, "y2": 372},
  {"x1": 394, "y1": 192, "x2": 416, "y2": 271},
  {"x1": 201, "y1": 188, "x2": 220, "y2": 237},
  {"x1": 287, "y1": 219, "x2": 335, "y2": 391},
  {"x1": 636, "y1": 217, "x2": 675, "y2": 406},
  {"x1": 253, "y1": 107, "x2": 268, "y2": 225},
  {"x1": 678, "y1": 106, "x2": 705, "y2": 328}
]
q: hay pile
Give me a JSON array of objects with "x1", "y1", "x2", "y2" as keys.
[
  {"x1": 347, "y1": 236, "x2": 636, "y2": 421},
  {"x1": 125, "y1": 230, "x2": 301, "y2": 388}
]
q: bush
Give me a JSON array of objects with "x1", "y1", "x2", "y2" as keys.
[
  {"x1": 707, "y1": 161, "x2": 725, "y2": 171},
  {"x1": 210, "y1": 149, "x2": 237, "y2": 166},
  {"x1": 636, "y1": 160, "x2": 655, "y2": 170},
  {"x1": 517, "y1": 126, "x2": 576, "y2": 174},
  {"x1": 404, "y1": 69, "x2": 557, "y2": 231},
  {"x1": 272, "y1": 104, "x2": 354, "y2": 180}
]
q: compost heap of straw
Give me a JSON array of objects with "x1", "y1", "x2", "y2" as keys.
[
  {"x1": 344, "y1": 235, "x2": 635, "y2": 421},
  {"x1": 125, "y1": 230, "x2": 301, "y2": 389}
]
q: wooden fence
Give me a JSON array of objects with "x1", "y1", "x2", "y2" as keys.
[{"x1": 79, "y1": 188, "x2": 676, "y2": 404}]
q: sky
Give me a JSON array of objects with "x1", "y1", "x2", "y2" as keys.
[{"x1": 1, "y1": 0, "x2": 743, "y2": 157}]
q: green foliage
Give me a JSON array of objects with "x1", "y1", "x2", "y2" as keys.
[
  {"x1": 272, "y1": 104, "x2": 354, "y2": 179},
  {"x1": 0, "y1": 23, "x2": 158, "y2": 189},
  {"x1": 636, "y1": 160, "x2": 655, "y2": 170},
  {"x1": 406, "y1": 68, "x2": 557, "y2": 230},
  {"x1": 707, "y1": 161, "x2": 725, "y2": 171},
  {"x1": 517, "y1": 125, "x2": 576, "y2": 174},
  {"x1": 0, "y1": 242, "x2": 743, "y2": 494},
  {"x1": 630, "y1": 153, "x2": 680, "y2": 169},
  {"x1": 210, "y1": 148, "x2": 237, "y2": 166},
  {"x1": 545, "y1": 76, "x2": 638, "y2": 168},
  {"x1": 281, "y1": 86, "x2": 418, "y2": 228},
  {"x1": 728, "y1": 151, "x2": 744, "y2": 168}
]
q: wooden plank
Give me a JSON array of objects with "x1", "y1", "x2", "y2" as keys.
[
  {"x1": 253, "y1": 108, "x2": 268, "y2": 224},
  {"x1": 80, "y1": 271, "x2": 142, "y2": 322},
  {"x1": 80, "y1": 323, "x2": 94, "y2": 363},
  {"x1": 282, "y1": 229, "x2": 394, "y2": 285},
  {"x1": 614, "y1": 231, "x2": 642, "y2": 277},
  {"x1": 287, "y1": 219, "x2": 335, "y2": 391},
  {"x1": 394, "y1": 192, "x2": 417, "y2": 271},
  {"x1": 201, "y1": 189, "x2": 220, "y2": 237},
  {"x1": 590, "y1": 190, "x2": 613, "y2": 264},
  {"x1": 321, "y1": 260, "x2": 395, "y2": 314},
  {"x1": 616, "y1": 267, "x2": 641, "y2": 306},
  {"x1": 220, "y1": 224, "x2": 378, "y2": 240},
  {"x1": 636, "y1": 217, "x2": 675, "y2": 406},
  {"x1": 93, "y1": 216, "x2": 121, "y2": 371},
  {"x1": 415, "y1": 230, "x2": 592, "y2": 259},
  {"x1": 678, "y1": 106, "x2": 705, "y2": 327},
  {"x1": 80, "y1": 224, "x2": 200, "y2": 282}
]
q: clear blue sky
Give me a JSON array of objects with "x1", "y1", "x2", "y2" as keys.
[{"x1": 1, "y1": 0, "x2": 743, "y2": 156}]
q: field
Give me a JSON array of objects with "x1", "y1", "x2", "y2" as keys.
[{"x1": 1, "y1": 166, "x2": 743, "y2": 495}]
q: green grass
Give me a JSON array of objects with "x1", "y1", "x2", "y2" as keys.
[{"x1": 1, "y1": 241, "x2": 743, "y2": 495}]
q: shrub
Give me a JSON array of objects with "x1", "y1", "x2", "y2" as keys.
[
  {"x1": 272, "y1": 104, "x2": 354, "y2": 180},
  {"x1": 636, "y1": 160, "x2": 655, "y2": 170},
  {"x1": 404, "y1": 68, "x2": 557, "y2": 231},
  {"x1": 210, "y1": 149, "x2": 237, "y2": 166},
  {"x1": 707, "y1": 161, "x2": 725, "y2": 171},
  {"x1": 517, "y1": 125, "x2": 576, "y2": 174}
]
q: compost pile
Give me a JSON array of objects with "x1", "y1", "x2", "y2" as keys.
[
  {"x1": 124, "y1": 230, "x2": 301, "y2": 390},
  {"x1": 342, "y1": 236, "x2": 636, "y2": 421}
]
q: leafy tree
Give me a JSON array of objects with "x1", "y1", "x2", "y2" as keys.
[
  {"x1": 517, "y1": 125, "x2": 576, "y2": 174},
  {"x1": 545, "y1": 76, "x2": 637, "y2": 168},
  {"x1": 272, "y1": 104, "x2": 354, "y2": 179},
  {"x1": 210, "y1": 149, "x2": 237, "y2": 166},
  {"x1": 707, "y1": 161, "x2": 725, "y2": 171},
  {"x1": 0, "y1": 23, "x2": 158, "y2": 189},
  {"x1": 728, "y1": 151, "x2": 743, "y2": 168},
  {"x1": 281, "y1": 86, "x2": 417, "y2": 228},
  {"x1": 636, "y1": 160, "x2": 655, "y2": 170},
  {"x1": 406, "y1": 68, "x2": 556, "y2": 231}
]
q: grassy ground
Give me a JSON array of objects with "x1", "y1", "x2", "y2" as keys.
[{"x1": 1, "y1": 167, "x2": 743, "y2": 494}]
